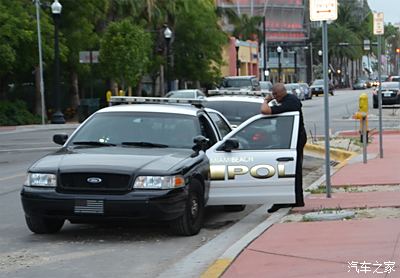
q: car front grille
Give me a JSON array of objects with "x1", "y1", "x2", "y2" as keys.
[{"x1": 59, "y1": 173, "x2": 131, "y2": 192}]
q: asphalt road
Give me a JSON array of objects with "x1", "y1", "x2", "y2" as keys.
[
  {"x1": 2, "y1": 89, "x2": 396, "y2": 277},
  {"x1": 303, "y1": 88, "x2": 400, "y2": 137},
  {"x1": 0, "y1": 123, "x2": 324, "y2": 278}
]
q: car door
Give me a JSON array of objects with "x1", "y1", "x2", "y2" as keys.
[{"x1": 206, "y1": 111, "x2": 299, "y2": 205}]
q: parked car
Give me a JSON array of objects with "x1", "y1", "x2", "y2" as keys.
[
  {"x1": 284, "y1": 83, "x2": 305, "y2": 100},
  {"x1": 259, "y1": 81, "x2": 273, "y2": 95},
  {"x1": 388, "y1": 75, "x2": 400, "y2": 82},
  {"x1": 353, "y1": 79, "x2": 367, "y2": 90},
  {"x1": 310, "y1": 79, "x2": 334, "y2": 96},
  {"x1": 204, "y1": 93, "x2": 264, "y2": 127},
  {"x1": 20, "y1": 96, "x2": 300, "y2": 236},
  {"x1": 299, "y1": 83, "x2": 311, "y2": 99},
  {"x1": 165, "y1": 89, "x2": 206, "y2": 99},
  {"x1": 372, "y1": 82, "x2": 400, "y2": 108},
  {"x1": 220, "y1": 76, "x2": 261, "y2": 91}
]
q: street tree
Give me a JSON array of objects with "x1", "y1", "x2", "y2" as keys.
[
  {"x1": 57, "y1": 0, "x2": 108, "y2": 111},
  {"x1": 173, "y1": 0, "x2": 227, "y2": 88},
  {"x1": 99, "y1": 19, "x2": 152, "y2": 95}
]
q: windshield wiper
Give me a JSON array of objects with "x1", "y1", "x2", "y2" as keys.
[
  {"x1": 72, "y1": 141, "x2": 116, "y2": 146},
  {"x1": 121, "y1": 141, "x2": 169, "y2": 148}
]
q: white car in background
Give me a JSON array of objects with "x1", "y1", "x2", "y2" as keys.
[{"x1": 165, "y1": 89, "x2": 207, "y2": 99}]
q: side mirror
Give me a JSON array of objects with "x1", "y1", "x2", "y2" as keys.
[
  {"x1": 218, "y1": 138, "x2": 239, "y2": 152},
  {"x1": 191, "y1": 135, "x2": 209, "y2": 157},
  {"x1": 53, "y1": 134, "x2": 68, "y2": 145}
]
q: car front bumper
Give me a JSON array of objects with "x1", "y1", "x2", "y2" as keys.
[{"x1": 21, "y1": 186, "x2": 188, "y2": 222}]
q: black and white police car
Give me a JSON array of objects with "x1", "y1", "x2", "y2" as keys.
[{"x1": 21, "y1": 97, "x2": 300, "y2": 236}]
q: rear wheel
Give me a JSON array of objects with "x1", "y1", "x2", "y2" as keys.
[
  {"x1": 169, "y1": 179, "x2": 204, "y2": 236},
  {"x1": 25, "y1": 215, "x2": 64, "y2": 234}
]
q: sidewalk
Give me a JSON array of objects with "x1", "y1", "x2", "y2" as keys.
[{"x1": 213, "y1": 131, "x2": 400, "y2": 278}]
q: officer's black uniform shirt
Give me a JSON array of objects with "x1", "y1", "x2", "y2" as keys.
[{"x1": 270, "y1": 93, "x2": 307, "y2": 148}]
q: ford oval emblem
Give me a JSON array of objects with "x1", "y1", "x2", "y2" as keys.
[{"x1": 87, "y1": 177, "x2": 102, "y2": 184}]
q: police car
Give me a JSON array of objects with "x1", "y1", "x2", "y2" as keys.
[{"x1": 21, "y1": 97, "x2": 299, "y2": 236}]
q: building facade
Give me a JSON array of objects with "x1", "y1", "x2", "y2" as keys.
[{"x1": 217, "y1": 0, "x2": 310, "y2": 83}]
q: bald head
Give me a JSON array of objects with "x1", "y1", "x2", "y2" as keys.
[{"x1": 271, "y1": 83, "x2": 287, "y2": 103}]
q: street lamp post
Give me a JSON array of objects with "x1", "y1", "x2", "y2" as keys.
[
  {"x1": 277, "y1": 46, "x2": 282, "y2": 82},
  {"x1": 50, "y1": 0, "x2": 65, "y2": 124},
  {"x1": 293, "y1": 50, "x2": 297, "y2": 83},
  {"x1": 34, "y1": 0, "x2": 46, "y2": 125},
  {"x1": 235, "y1": 39, "x2": 240, "y2": 76},
  {"x1": 164, "y1": 26, "x2": 172, "y2": 94}
]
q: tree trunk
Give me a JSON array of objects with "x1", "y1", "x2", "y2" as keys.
[
  {"x1": 0, "y1": 76, "x2": 7, "y2": 100},
  {"x1": 70, "y1": 71, "x2": 80, "y2": 109}
]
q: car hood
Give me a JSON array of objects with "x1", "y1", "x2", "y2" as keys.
[{"x1": 29, "y1": 146, "x2": 199, "y2": 175}]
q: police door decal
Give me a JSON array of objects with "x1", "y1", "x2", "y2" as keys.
[{"x1": 207, "y1": 113, "x2": 299, "y2": 206}]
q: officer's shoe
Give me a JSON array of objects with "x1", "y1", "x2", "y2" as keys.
[{"x1": 267, "y1": 202, "x2": 304, "y2": 213}]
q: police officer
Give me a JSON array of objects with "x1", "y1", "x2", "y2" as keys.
[{"x1": 261, "y1": 83, "x2": 307, "y2": 213}]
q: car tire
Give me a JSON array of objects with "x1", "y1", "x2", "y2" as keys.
[
  {"x1": 25, "y1": 215, "x2": 64, "y2": 234},
  {"x1": 169, "y1": 179, "x2": 204, "y2": 236},
  {"x1": 224, "y1": 205, "x2": 246, "y2": 212}
]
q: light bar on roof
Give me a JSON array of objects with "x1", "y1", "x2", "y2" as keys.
[
  {"x1": 110, "y1": 96, "x2": 205, "y2": 106},
  {"x1": 208, "y1": 89, "x2": 266, "y2": 96}
]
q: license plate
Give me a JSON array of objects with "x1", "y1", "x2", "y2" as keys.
[
  {"x1": 74, "y1": 200, "x2": 104, "y2": 214},
  {"x1": 383, "y1": 92, "x2": 391, "y2": 97}
]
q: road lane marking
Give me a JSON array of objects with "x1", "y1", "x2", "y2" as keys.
[
  {"x1": 0, "y1": 147, "x2": 58, "y2": 153},
  {"x1": 0, "y1": 173, "x2": 26, "y2": 181}
]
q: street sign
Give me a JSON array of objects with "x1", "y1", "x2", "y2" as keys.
[
  {"x1": 373, "y1": 12, "x2": 384, "y2": 35},
  {"x1": 310, "y1": 0, "x2": 338, "y2": 21},
  {"x1": 364, "y1": 39, "x2": 370, "y2": 51}
]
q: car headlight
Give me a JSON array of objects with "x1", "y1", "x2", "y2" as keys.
[
  {"x1": 24, "y1": 173, "x2": 57, "y2": 187},
  {"x1": 133, "y1": 175, "x2": 185, "y2": 189}
]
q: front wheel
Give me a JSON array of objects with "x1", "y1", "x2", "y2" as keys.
[
  {"x1": 25, "y1": 215, "x2": 64, "y2": 234},
  {"x1": 169, "y1": 180, "x2": 204, "y2": 236}
]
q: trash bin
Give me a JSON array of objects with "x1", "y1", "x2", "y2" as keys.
[{"x1": 78, "y1": 98, "x2": 100, "y2": 123}]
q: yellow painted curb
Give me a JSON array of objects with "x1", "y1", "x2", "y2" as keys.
[
  {"x1": 305, "y1": 143, "x2": 357, "y2": 165},
  {"x1": 200, "y1": 259, "x2": 233, "y2": 278}
]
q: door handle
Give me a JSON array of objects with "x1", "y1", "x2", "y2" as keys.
[{"x1": 276, "y1": 157, "x2": 294, "y2": 162}]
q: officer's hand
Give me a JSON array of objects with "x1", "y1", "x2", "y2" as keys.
[{"x1": 264, "y1": 95, "x2": 273, "y2": 103}]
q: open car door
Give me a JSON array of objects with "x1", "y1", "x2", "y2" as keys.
[{"x1": 206, "y1": 111, "x2": 299, "y2": 205}]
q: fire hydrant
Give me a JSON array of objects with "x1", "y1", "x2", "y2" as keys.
[{"x1": 353, "y1": 93, "x2": 369, "y2": 142}]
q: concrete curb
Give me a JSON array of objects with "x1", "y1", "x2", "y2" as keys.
[
  {"x1": 304, "y1": 143, "x2": 357, "y2": 164},
  {"x1": 0, "y1": 123, "x2": 79, "y2": 134},
  {"x1": 201, "y1": 208, "x2": 290, "y2": 278},
  {"x1": 200, "y1": 164, "x2": 334, "y2": 278}
]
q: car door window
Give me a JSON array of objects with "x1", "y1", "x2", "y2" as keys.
[
  {"x1": 198, "y1": 115, "x2": 218, "y2": 147},
  {"x1": 207, "y1": 112, "x2": 232, "y2": 138},
  {"x1": 234, "y1": 116, "x2": 294, "y2": 150}
]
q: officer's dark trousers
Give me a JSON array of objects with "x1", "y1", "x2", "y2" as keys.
[{"x1": 295, "y1": 136, "x2": 307, "y2": 206}]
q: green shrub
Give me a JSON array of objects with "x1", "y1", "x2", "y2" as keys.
[{"x1": 0, "y1": 100, "x2": 41, "y2": 126}]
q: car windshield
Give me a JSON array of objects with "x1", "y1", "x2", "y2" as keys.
[
  {"x1": 69, "y1": 112, "x2": 200, "y2": 149},
  {"x1": 166, "y1": 90, "x2": 196, "y2": 98},
  {"x1": 312, "y1": 80, "x2": 324, "y2": 86},
  {"x1": 222, "y1": 79, "x2": 252, "y2": 88},
  {"x1": 205, "y1": 100, "x2": 260, "y2": 125},
  {"x1": 381, "y1": 83, "x2": 400, "y2": 90}
]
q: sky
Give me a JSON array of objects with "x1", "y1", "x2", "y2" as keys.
[{"x1": 368, "y1": 0, "x2": 399, "y2": 24}]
